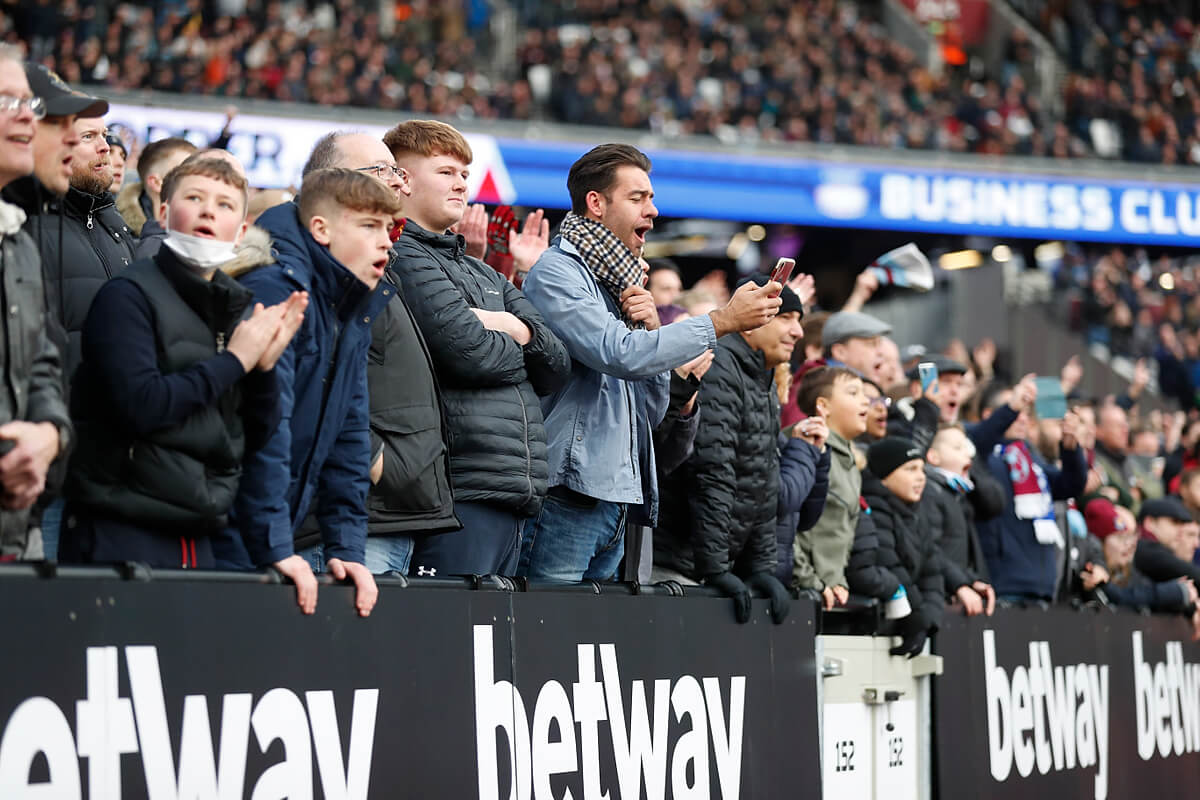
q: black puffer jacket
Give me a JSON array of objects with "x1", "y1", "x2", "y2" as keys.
[
  {"x1": 655, "y1": 333, "x2": 780, "y2": 580},
  {"x1": 922, "y1": 465, "x2": 1000, "y2": 592},
  {"x1": 2, "y1": 178, "x2": 135, "y2": 378},
  {"x1": 389, "y1": 222, "x2": 569, "y2": 517},
  {"x1": 862, "y1": 470, "x2": 945, "y2": 630},
  {"x1": 365, "y1": 263, "x2": 459, "y2": 536}
]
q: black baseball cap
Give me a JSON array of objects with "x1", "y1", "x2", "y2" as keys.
[
  {"x1": 24, "y1": 64, "x2": 108, "y2": 118},
  {"x1": 1137, "y1": 496, "x2": 1193, "y2": 525}
]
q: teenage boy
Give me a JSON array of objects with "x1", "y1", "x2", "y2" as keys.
[
  {"x1": 227, "y1": 168, "x2": 400, "y2": 616},
  {"x1": 792, "y1": 365, "x2": 871, "y2": 609},
  {"x1": 863, "y1": 437, "x2": 945, "y2": 657},
  {"x1": 924, "y1": 425, "x2": 999, "y2": 616},
  {"x1": 385, "y1": 120, "x2": 570, "y2": 576},
  {"x1": 62, "y1": 159, "x2": 305, "y2": 567}
]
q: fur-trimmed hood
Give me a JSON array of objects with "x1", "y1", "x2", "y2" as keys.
[
  {"x1": 116, "y1": 182, "x2": 149, "y2": 236},
  {"x1": 221, "y1": 225, "x2": 273, "y2": 277}
]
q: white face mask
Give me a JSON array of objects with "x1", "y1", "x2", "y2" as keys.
[{"x1": 162, "y1": 226, "x2": 238, "y2": 273}]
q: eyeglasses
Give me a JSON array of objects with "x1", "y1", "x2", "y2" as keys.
[
  {"x1": 869, "y1": 395, "x2": 892, "y2": 409},
  {"x1": 0, "y1": 95, "x2": 46, "y2": 120},
  {"x1": 356, "y1": 163, "x2": 407, "y2": 180}
]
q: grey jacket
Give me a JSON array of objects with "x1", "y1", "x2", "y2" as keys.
[{"x1": 0, "y1": 200, "x2": 72, "y2": 556}]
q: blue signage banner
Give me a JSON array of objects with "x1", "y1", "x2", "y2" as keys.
[
  {"x1": 497, "y1": 138, "x2": 1200, "y2": 246},
  {"x1": 105, "y1": 101, "x2": 1200, "y2": 246}
]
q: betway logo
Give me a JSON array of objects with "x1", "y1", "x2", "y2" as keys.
[
  {"x1": 473, "y1": 625, "x2": 746, "y2": 800},
  {"x1": 983, "y1": 631, "x2": 1110, "y2": 799},
  {"x1": 0, "y1": 646, "x2": 378, "y2": 798},
  {"x1": 1133, "y1": 632, "x2": 1200, "y2": 759}
]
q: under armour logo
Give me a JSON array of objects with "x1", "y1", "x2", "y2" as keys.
[{"x1": 416, "y1": 566, "x2": 436, "y2": 577}]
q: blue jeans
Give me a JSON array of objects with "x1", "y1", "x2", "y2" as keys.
[
  {"x1": 518, "y1": 493, "x2": 625, "y2": 583},
  {"x1": 41, "y1": 498, "x2": 64, "y2": 561},
  {"x1": 298, "y1": 536, "x2": 414, "y2": 575}
]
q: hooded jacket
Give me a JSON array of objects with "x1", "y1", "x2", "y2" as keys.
[
  {"x1": 793, "y1": 429, "x2": 860, "y2": 591},
  {"x1": 2, "y1": 178, "x2": 136, "y2": 378},
  {"x1": 0, "y1": 198, "x2": 72, "y2": 557},
  {"x1": 389, "y1": 221, "x2": 569, "y2": 518},
  {"x1": 863, "y1": 470, "x2": 946, "y2": 631},
  {"x1": 222, "y1": 202, "x2": 390, "y2": 566},
  {"x1": 655, "y1": 333, "x2": 781, "y2": 580},
  {"x1": 115, "y1": 182, "x2": 152, "y2": 236}
]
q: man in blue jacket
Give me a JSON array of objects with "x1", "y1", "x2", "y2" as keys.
[
  {"x1": 222, "y1": 168, "x2": 401, "y2": 616},
  {"x1": 975, "y1": 379, "x2": 1087, "y2": 602},
  {"x1": 519, "y1": 143, "x2": 784, "y2": 583}
]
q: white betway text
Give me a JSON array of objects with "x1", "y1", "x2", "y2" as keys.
[
  {"x1": 473, "y1": 624, "x2": 747, "y2": 800},
  {"x1": 983, "y1": 630, "x2": 1110, "y2": 799},
  {"x1": 0, "y1": 646, "x2": 379, "y2": 799}
]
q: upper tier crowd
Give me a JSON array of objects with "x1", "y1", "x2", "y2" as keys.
[
  {"x1": 0, "y1": 48, "x2": 1197, "y2": 646},
  {"x1": 6, "y1": 0, "x2": 1200, "y2": 164}
]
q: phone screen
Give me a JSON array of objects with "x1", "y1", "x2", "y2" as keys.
[
  {"x1": 1034, "y1": 376, "x2": 1067, "y2": 419},
  {"x1": 918, "y1": 362, "x2": 938, "y2": 392}
]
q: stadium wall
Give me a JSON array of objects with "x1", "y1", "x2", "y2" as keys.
[{"x1": 1, "y1": 568, "x2": 1198, "y2": 798}]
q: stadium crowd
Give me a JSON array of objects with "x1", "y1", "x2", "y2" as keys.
[
  {"x1": 8, "y1": 0, "x2": 1200, "y2": 163},
  {"x1": 0, "y1": 43, "x2": 1194, "y2": 646}
]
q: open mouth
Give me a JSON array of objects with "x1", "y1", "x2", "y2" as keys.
[
  {"x1": 7, "y1": 134, "x2": 31, "y2": 147},
  {"x1": 633, "y1": 224, "x2": 652, "y2": 246},
  {"x1": 191, "y1": 225, "x2": 216, "y2": 238},
  {"x1": 372, "y1": 257, "x2": 388, "y2": 275}
]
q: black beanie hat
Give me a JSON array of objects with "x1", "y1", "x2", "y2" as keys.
[
  {"x1": 737, "y1": 275, "x2": 804, "y2": 317},
  {"x1": 868, "y1": 437, "x2": 925, "y2": 478}
]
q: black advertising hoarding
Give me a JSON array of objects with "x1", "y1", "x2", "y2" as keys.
[
  {"x1": 935, "y1": 607, "x2": 1200, "y2": 800},
  {"x1": 0, "y1": 570, "x2": 820, "y2": 799}
]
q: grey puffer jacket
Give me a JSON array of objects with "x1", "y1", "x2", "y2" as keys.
[
  {"x1": 0, "y1": 199, "x2": 72, "y2": 557},
  {"x1": 655, "y1": 333, "x2": 781, "y2": 580},
  {"x1": 389, "y1": 222, "x2": 570, "y2": 517}
]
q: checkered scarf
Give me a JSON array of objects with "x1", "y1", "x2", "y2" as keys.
[{"x1": 558, "y1": 212, "x2": 644, "y2": 328}]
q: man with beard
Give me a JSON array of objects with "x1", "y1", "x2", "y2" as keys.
[{"x1": 22, "y1": 111, "x2": 136, "y2": 380}]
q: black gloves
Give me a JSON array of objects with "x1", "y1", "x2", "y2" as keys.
[
  {"x1": 706, "y1": 571, "x2": 752, "y2": 623},
  {"x1": 746, "y1": 572, "x2": 792, "y2": 624},
  {"x1": 889, "y1": 613, "x2": 930, "y2": 658},
  {"x1": 706, "y1": 571, "x2": 793, "y2": 624}
]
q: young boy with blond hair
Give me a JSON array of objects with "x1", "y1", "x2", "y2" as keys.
[{"x1": 227, "y1": 167, "x2": 401, "y2": 616}]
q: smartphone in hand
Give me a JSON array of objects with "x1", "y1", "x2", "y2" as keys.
[
  {"x1": 770, "y1": 258, "x2": 795, "y2": 289},
  {"x1": 918, "y1": 361, "x2": 938, "y2": 393}
]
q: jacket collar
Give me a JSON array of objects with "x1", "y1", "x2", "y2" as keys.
[
  {"x1": 1, "y1": 174, "x2": 58, "y2": 216},
  {"x1": 154, "y1": 246, "x2": 254, "y2": 332},
  {"x1": 828, "y1": 429, "x2": 855, "y2": 461},
  {"x1": 255, "y1": 201, "x2": 378, "y2": 320},
  {"x1": 402, "y1": 219, "x2": 467, "y2": 262},
  {"x1": 62, "y1": 186, "x2": 115, "y2": 219},
  {"x1": 722, "y1": 331, "x2": 773, "y2": 387}
]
